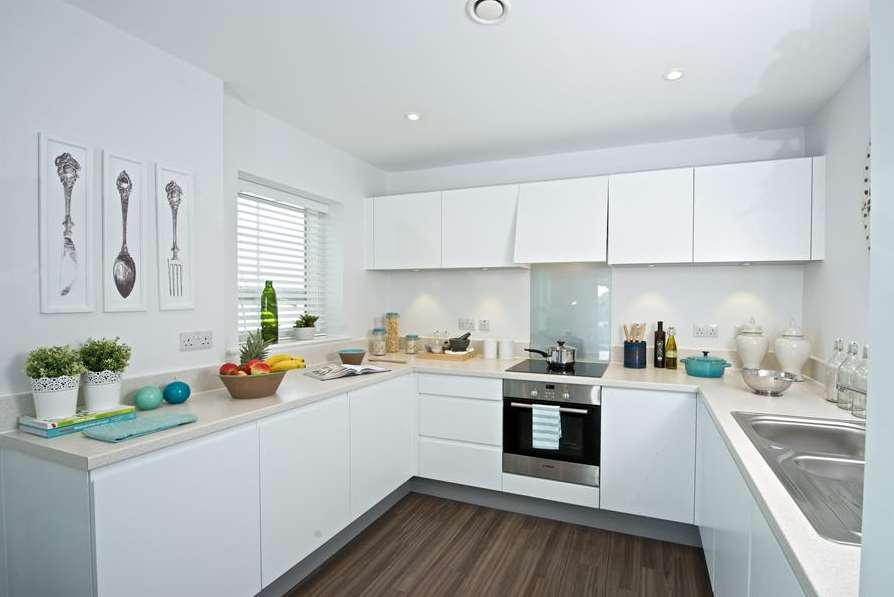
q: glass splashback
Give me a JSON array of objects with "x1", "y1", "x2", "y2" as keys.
[{"x1": 530, "y1": 263, "x2": 611, "y2": 362}]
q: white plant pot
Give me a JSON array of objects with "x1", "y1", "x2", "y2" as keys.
[
  {"x1": 82, "y1": 370, "x2": 123, "y2": 412},
  {"x1": 30, "y1": 375, "x2": 80, "y2": 420},
  {"x1": 295, "y1": 326, "x2": 316, "y2": 341}
]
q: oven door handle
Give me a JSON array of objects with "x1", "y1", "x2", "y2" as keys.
[{"x1": 509, "y1": 402, "x2": 589, "y2": 415}]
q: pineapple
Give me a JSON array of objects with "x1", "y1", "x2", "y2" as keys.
[{"x1": 240, "y1": 329, "x2": 272, "y2": 365}]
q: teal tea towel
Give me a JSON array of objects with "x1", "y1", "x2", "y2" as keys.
[
  {"x1": 83, "y1": 413, "x2": 198, "y2": 443},
  {"x1": 531, "y1": 404, "x2": 562, "y2": 450}
]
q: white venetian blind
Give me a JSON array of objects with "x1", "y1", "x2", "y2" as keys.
[{"x1": 237, "y1": 181, "x2": 328, "y2": 339}]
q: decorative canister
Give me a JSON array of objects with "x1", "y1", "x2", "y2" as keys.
[
  {"x1": 385, "y1": 312, "x2": 400, "y2": 353},
  {"x1": 31, "y1": 375, "x2": 80, "y2": 420},
  {"x1": 775, "y1": 321, "x2": 811, "y2": 375},
  {"x1": 735, "y1": 317, "x2": 769, "y2": 370},
  {"x1": 405, "y1": 334, "x2": 419, "y2": 355},
  {"x1": 370, "y1": 328, "x2": 387, "y2": 356},
  {"x1": 82, "y1": 370, "x2": 123, "y2": 412}
]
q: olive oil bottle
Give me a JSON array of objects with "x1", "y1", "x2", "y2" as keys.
[
  {"x1": 260, "y1": 280, "x2": 279, "y2": 344},
  {"x1": 654, "y1": 321, "x2": 666, "y2": 368},
  {"x1": 665, "y1": 326, "x2": 678, "y2": 370}
]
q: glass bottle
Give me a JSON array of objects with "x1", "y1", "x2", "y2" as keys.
[
  {"x1": 385, "y1": 312, "x2": 400, "y2": 353},
  {"x1": 824, "y1": 338, "x2": 846, "y2": 402},
  {"x1": 654, "y1": 321, "x2": 666, "y2": 368},
  {"x1": 405, "y1": 334, "x2": 419, "y2": 355},
  {"x1": 850, "y1": 345, "x2": 869, "y2": 419},
  {"x1": 260, "y1": 280, "x2": 279, "y2": 344},
  {"x1": 665, "y1": 326, "x2": 678, "y2": 370},
  {"x1": 836, "y1": 341, "x2": 860, "y2": 410},
  {"x1": 370, "y1": 328, "x2": 386, "y2": 356}
]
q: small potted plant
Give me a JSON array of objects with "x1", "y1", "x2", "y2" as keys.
[
  {"x1": 293, "y1": 313, "x2": 320, "y2": 341},
  {"x1": 80, "y1": 337, "x2": 132, "y2": 412},
  {"x1": 25, "y1": 345, "x2": 86, "y2": 420}
]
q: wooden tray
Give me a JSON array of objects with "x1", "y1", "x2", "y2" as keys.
[{"x1": 415, "y1": 349, "x2": 477, "y2": 362}]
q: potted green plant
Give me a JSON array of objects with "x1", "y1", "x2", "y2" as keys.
[
  {"x1": 25, "y1": 345, "x2": 86, "y2": 420},
  {"x1": 293, "y1": 313, "x2": 320, "y2": 341},
  {"x1": 80, "y1": 337, "x2": 132, "y2": 412}
]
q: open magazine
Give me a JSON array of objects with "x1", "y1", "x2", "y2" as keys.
[{"x1": 304, "y1": 363, "x2": 390, "y2": 381}]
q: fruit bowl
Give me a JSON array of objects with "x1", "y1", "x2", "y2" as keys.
[{"x1": 219, "y1": 371, "x2": 287, "y2": 399}]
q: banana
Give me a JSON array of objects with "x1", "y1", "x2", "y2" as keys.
[
  {"x1": 266, "y1": 354, "x2": 293, "y2": 366},
  {"x1": 270, "y1": 359, "x2": 302, "y2": 372}
]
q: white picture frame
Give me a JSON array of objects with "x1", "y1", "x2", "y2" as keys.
[
  {"x1": 103, "y1": 151, "x2": 147, "y2": 312},
  {"x1": 38, "y1": 133, "x2": 94, "y2": 313},
  {"x1": 155, "y1": 164, "x2": 195, "y2": 310}
]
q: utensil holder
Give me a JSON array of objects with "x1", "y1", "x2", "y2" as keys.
[{"x1": 624, "y1": 341, "x2": 647, "y2": 369}]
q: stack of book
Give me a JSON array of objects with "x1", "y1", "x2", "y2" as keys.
[{"x1": 18, "y1": 405, "x2": 137, "y2": 439}]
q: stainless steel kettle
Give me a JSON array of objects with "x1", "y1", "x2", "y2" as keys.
[{"x1": 525, "y1": 340, "x2": 576, "y2": 369}]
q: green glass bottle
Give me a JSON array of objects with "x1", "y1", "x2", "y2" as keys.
[{"x1": 260, "y1": 280, "x2": 279, "y2": 344}]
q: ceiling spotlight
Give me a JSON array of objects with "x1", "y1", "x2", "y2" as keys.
[
  {"x1": 664, "y1": 69, "x2": 684, "y2": 81},
  {"x1": 406, "y1": 112, "x2": 421, "y2": 122},
  {"x1": 467, "y1": 0, "x2": 511, "y2": 25}
]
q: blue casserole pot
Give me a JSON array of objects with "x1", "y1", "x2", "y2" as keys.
[{"x1": 681, "y1": 351, "x2": 731, "y2": 378}]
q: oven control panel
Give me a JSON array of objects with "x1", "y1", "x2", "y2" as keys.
[{"x1": 503, "y1": 379, "x2": 600, "y2": 406}]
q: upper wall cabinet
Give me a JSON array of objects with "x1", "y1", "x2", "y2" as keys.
[
  {"x1": 514, "y1": 176, "x2": 609, "y2": 263},
  {"x1": 693, "y1": 157, "x2": 817, "y2": 263},
  {"x1": 370, "y1": 192, "x2": 442, "y2": 269},
  {"x1": 442, "y1": 185, "x2": 519, "y2": 268},
  {"x1": 608, "y1": 168, "x2": 694, "y2": 265}
]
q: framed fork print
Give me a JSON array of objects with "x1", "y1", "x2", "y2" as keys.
[
  {"x1": 103, "y1": 151, "x2": 147, "y2": 312},
  {"x1": 155, "y1": 164, "x2": 194, "y2": 310}
]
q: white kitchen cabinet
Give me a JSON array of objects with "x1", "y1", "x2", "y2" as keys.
[
  {"x1": 259, "y1": 395, "x2": 350, "y2": 586},
  {"x1": 419, "y1": 437, "x2": 502, "y2": 490},
  {"x1": 442, "y1": 185, "x2": 521, "y2": 268},
  {"x1": 693, "y1": 158, "x2": 813, "y2": 262},
  {"x1": 502, "y1": 472, "x2": 599, "y2": 508},
  {"x1": 514, "y1": 176, "x2": 609, "y2": 263},
  {"x1": 608, "y1": 168, "x2": 694, "y2": 264},
  {"x1": 750, "y1": 499, "x2": 805, "y2": 597},
  {"x1": 695, "y1": 399, "x2": 719, "y2": 584},
  {"x1": 710, "y1": 424, "x2": 752, "y2": 597},
  {"x1": 419, "y1": 393, "x2": 502, "y2": 445},
  {"x1": 371, "y1": 192, "x2": 442, "y2": 269},
  {"x1": 600, "y1": 388, "x2": 696, "y2": 523},
  {"x1": 349, "y1": 375, "x2": 416, "y2": 518},
  {"x1": 91, "y1": 424, "x2": 261, "y2": 597}
]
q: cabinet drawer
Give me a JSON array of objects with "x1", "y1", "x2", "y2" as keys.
[
  {"x1": 502, "y1": 473, "x2": 599, "y2": 508},
  {"x1": 419, "y1": 394, "x2": 502, "y2": 445},
  {"x1": 418, "y1": 437, "x2": 502, "y2": 490},
  {"x1": 417, "y1": 374, "x2": 502, "y2": 401}
]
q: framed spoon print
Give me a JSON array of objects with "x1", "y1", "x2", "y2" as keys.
[
  {"x1": 103, "y1": 151, "x2": 147, "y2": 312},
  {"x1": 155, "y1": 164, "x2": 194, "y2": 310},
  {"x1": 38, "y1": 133, "x2": 94, "y2": 313}
]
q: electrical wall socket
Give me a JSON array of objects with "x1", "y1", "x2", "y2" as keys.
[
  {"x1": 458, "y1": 318, "x2": 475, "y2": 331},
  {"x1": 180, "y1": 331, "x2": 213, "y2": 352},
  {"x1": 478, "y1": 319, "x2": 490, "y2": 332},
  {"x1": 693, "y1": 324, "x2": 719, "y2": 338}
]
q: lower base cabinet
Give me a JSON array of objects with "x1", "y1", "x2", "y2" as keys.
[{"x1": 418, "y1": 437, "x2": 502, "y2": 490}]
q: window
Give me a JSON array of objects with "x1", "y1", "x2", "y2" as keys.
[{"x1": 236, "y1": 180, "x2": 328, "y2": 340}]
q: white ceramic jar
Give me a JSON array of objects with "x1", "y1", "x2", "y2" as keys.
[
  {"x1": 775, "y1": 322, "x2": 811, "y2": 375},
  {"x1": 735, "y1": 317, "x2": 769, "y2": 370},
  {"x1": 82, "y1": 370, "x2": 123, "y2": 412},
  {"x1": 30, "y1": 375, "x2": 80, "y2": 420}
]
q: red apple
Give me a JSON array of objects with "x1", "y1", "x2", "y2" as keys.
[
  {"x1": 219, "y1": 363, "x2": 240, "y2": 376},
  {"x1": 250, "y1": 362, "x2": 272, "y2": 375},
  {"x1": 234, "y1": 370, "x2": 249, "y2": 376},
  {"x1": 244, "y1": 359, "x2": 262, "y2": 369}
]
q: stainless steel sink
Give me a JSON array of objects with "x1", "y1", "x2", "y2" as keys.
[{"x1": 732, "y1": 412, "x2": 865, "y2": 545}]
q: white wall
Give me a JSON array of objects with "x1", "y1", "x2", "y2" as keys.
[
  {"x1": 861, "y1": 2, "x2": 894, "y2": 592},
  {"x1": 0, "y1": 1, "x2": 224, "y2": 396},
  {"x1": 803, "y1": 62, "x2": 871, "y2": 361},
  {"x1": 380, "y1": 128, "x2": 808, "y2": 348},
  {"x1": 223, "y1": 94, "x2": 388, "y2": 348}
]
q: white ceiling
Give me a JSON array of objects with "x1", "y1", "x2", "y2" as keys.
[{"x1": 67, "y1": 0, "x2": 868, "y2": 171}]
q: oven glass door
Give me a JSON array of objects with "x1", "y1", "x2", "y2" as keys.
[{"x1": 502, "y1": 396, "x2": 600, "y2": 466}]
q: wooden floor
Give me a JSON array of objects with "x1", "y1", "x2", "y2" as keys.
[{"x1": 288, "y1": 493, "x2": 713, "y2": 597}]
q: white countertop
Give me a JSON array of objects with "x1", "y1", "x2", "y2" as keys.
[{"x1": 0, "y1": 356, "x2": 860, "y2": 597}]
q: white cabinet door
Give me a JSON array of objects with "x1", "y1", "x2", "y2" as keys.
[
  {"x1": 372, "y1": 192, "x2": 442, "y2": 269},
  {"x1": 91, "y1": 424, "x2": 261, "y2": 597},
  {"x1": 259, "y1": 395, "x2": 350, "y2": 587},
  {"x1": 600, "y1": 388, "x2": 696, "y2": 523},
  {"x1": 693, "y1": 158, "x2": 812, "y2": 262},
  {"x1": 750, "y1": 499, "x2": 805, "y2": 597},
  {"x1": 608, "y1": 168, "x2": 694, "y2": 264},
  {"x1": 442, "y1": 185, "x2": 519, "y2": 268},
  {"x1": 349, "y1": 375, "x2": 415, "y2": 518},
  {"x1": 515, "y1": 176, "x2": 608, "y2": 263},
  {"x1": 696, "y1": 399, "x2": 718, "y2": 585},
  {"x1": 418, "y1": 437, "x2": 502, "y2": 490}
]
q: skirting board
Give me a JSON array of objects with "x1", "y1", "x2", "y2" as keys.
[{"x1": 261, "y1": 477, "x2": 701, "y2": 596}]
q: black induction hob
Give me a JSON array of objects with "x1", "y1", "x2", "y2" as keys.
[{"x1": 505, "y1": 359, "x2": 609, "y2": 378}]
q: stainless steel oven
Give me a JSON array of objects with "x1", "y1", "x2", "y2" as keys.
[{"x1": 502, "y1": 379, "x2": 600, "y2": 487}]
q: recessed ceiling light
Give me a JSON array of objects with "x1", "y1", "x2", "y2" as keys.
[
  {"x1": 664, "y1": 69, "x2": 684, "y2": 81},
  {"x1": 406, "y1": 112, "x2": 421, "y2": 121},
  {"x1": 466, "y1": 0, "x2": 511, "y2": 25}
]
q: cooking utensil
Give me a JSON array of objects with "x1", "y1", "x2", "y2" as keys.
[
  {"x1": 741, "y1": 368, "x2": 802, "y2": 396},
  {"x1": 448, "y1": 332, "x2": 471, "y2": 352},
  {"x1": 681, "y1": 351, "x2": 731, "y2": 378},
  {"x1": 165, "y1": 180, "x2": 183, "y2": 297},
  {"x1": 525, "y1": 339, "x2": 576, "y2": 369},
  {"x1": 55, "y1": 152, "x2": 80, "y2": 296},
  {"x1": 112, "y1": 170, "x2": 137, "y2": 298}
]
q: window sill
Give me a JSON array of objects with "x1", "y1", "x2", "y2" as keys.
[{"x1": 226, "y1": 335, "x2": 352, "y2": 358}]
